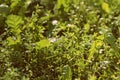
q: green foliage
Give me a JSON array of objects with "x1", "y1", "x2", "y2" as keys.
[
  {"x1": 6, "y1": 15, "x2": 23, "y2": 28},
  {"x1": 61, "y1": 65, "x2": 72, "y2": 80},
  {"x1": 36, "y1": 39, "x2": 50, "y2": 49},
  {"x1": 102, "y1": 2, "x2": 111, "y2": 13},
  {"x1": 0, "y1": 0, "x2": 120, "y2": 80}
]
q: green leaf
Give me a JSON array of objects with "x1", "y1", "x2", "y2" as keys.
[
  {"x1": 7, "y1": 36, "x2": 21, "y2": 46},
  {"x1": 61, "y1": 65, "x2": 72, "y2": 80},
  {"x1": 0, "y1": 4, "x2": 9, "y2": 24},
  {"x1": 0, "y1": 4, "x2": 9, "y2": 15},
  {"x1": 0, "y1": 14, "x2": 4, "y2": 24},
  {"x1": 117, "y1": 0, "x2": 120, "y2": 3},
  {"x1": 104, "y1": 32, "x2": 119, "y2": 53},
  {"x1": 89, "y1": 75, "x2": 97, "y2": 80},
  {"x1": 6, "y1": 15, "x2": 23, "y2": 28},
  {"x1": 10, "y1": 0, "x2": 20, "y2": 10},
  {"x1": 56, "y1": 0, "x2": 67, "y2": 9},
  {"x1": 7, "y1": 37, "x2": 15, "y2": 46},
  {"x1": 102, "y1": 2, "x2": 111, "y2": 13},
  {"x1": 104, "y1": 32, "x2": 116, "y2": 46},
  {"x1": 88, "y1": 41, "x2": 97, "y2": 61},
  {"x1": 84, "y1": 23, "x2": 90, "y2": 33},
  {"x1": 36, "y1": 39, "x2": 50, "y2": 49}
]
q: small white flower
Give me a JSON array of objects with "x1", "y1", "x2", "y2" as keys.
[
  {"x1": 103, "y1": 66, "x2": 107, "y2": 69},
  {"x1": 52, "y1": 20, "x2": 58, "y2": 25},
  {"x1": 67, "y1": 24, "x2": 74, "y2": 27},
  {"x1": 49, "y1": 38, "x2": 57, "y2": 43},
  {"x1": 99, "y1": 49, "x2": 104, "y2": 54},
  {"x1": 7, "y1": 68, "x2": 11, "y2": 71},
  {"x1": 73, "y1": 40, "x2": 76, "y2": 44},
  {"x1": 99, "y1": 31, "x2": 103, "y2": 34},
  {"x1": 103, "y1": 61, "x2": 110, "y2": 64},
  {"x1": 0, "y1": 4, "x2": 8, "y2": 8}
]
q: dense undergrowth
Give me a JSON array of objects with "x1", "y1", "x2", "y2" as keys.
[{"x1": 0, "y1": 0, "x2": 120, "y2": 80}]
